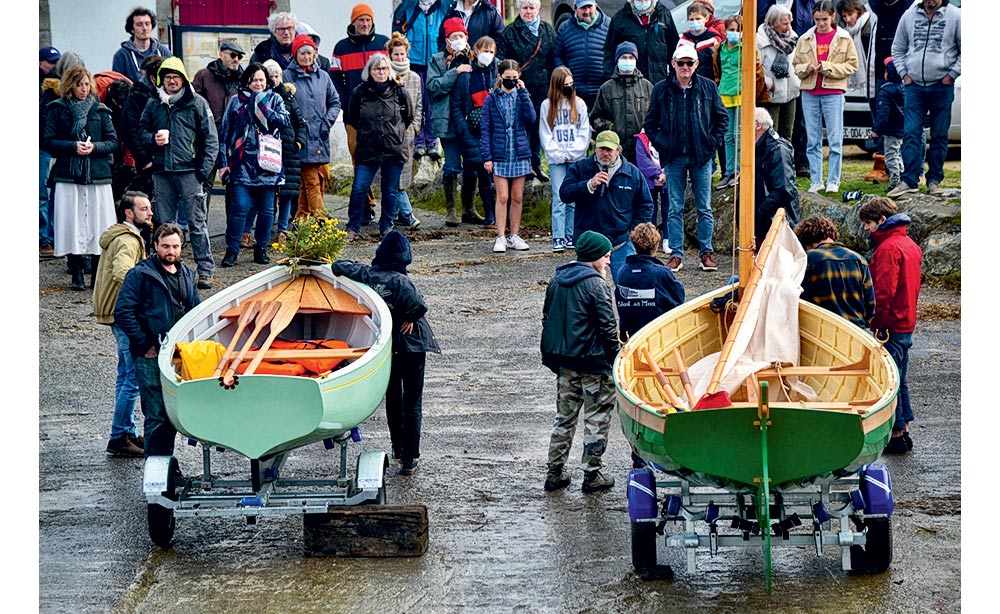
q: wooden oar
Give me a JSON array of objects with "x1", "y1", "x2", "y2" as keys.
[
  {"x1": 212, "y1": 300, "x2": 260, "y2": 378},
  {"x1": 241, "y1": 300, "x2": 299, "y2": 377},
  {"x1": 221, "y1": 301, "x2": 280, "y2": 388},
  {"x1": 673, "y1": 348, "x2": 697, "y2": 408},
  {"x1": 642, "y1": 347, "x2": 683, "y2": 410}
]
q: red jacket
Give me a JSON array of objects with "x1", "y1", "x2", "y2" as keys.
[{"x1": 869, "y1": 216, "x2": 922, "y2": 333}]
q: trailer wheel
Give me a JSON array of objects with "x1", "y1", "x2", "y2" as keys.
[
  {"x1": 631, "y1": 522, "x2": 657, "y2": 570},
  {"x1": 147, "y1": 457, "x2": 179, "y2": 549},
  {"x1": 850, "y1": 517, "x2": 892, "y2": 574}
]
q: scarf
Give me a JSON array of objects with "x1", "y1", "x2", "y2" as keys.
[
  {"x1": 157, "y1": 85, "x2": 185, "y2": 107},
  {"x1": 390, "y1": 58, "x2": 411, "y2": 80},
  {"x1": 764, "y1": 24, "x2": 798, "y2": 55},
  {"x1": 368, "y1": 80, "x2": 391, "y2": 95},
  {"x1": 577, "y1": 14, "x2": 599, "y2": 30},
  {"x1": 68, "y1": 95, "x2": 96, "y2": 183},
  {"x1": 524, "y1": 17, "x2": 540, "y2": 37},
  {"x1": 230, "y1": 89, "x2": 275, "y2": 167},
  {"x1": 844, "y1": 12, "x2": 870, "y2": 41}
]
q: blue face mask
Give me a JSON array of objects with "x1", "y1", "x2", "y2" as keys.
[
  {"x1": 633, "y1": 0, "x2": 653, "y2": 12},
  {"x1": 726, "y1": 31, "x2": 741, "y2": 45},
  {"x1": 688, "y1": 19, "x2": 705, "y2": 34},
  {"x1": 618, "y1": 58, "x2": 637, "y2": 74}
]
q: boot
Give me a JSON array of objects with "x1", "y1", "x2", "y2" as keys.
[
  {"x1": 68, "y1": 255, "x2": 86, "y2": 291},
  {"x1": 865, "y1": 153, "x2": 889, "y2": 184},
  {"x1": 582, "y1": 469, "x2": 615, "y2": 493},
  {"x1": 221, "y1": 250, "x2": 239, "y2": 267},
  {"x1": 253, "y1": 245, "x2": 270, "y2": 265},
  {"x1": 460, "y1": 174, "x2": 485, "y2": 224},
  {"x1": 241, "y1": 232, "x2": 253, "y2": 249},
  {"x1": 544, "y1": 464, "x2": 571, "y2": 491},
  {"x1": 443, "y1": 175, "x2": 459, "y2": 227}
]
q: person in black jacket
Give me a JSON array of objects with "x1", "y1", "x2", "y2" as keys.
[
  {"x1": 120, "y1": 55, "x2": 164, "y2": 199},
  {"x1": 263, "y1": 60, "x2": 309, "y2": 242},
  {"x1": 331, "y1": 231, "x2": 440, "y2": 476},
  {"x1": 114, "y1": 223, "x2": 201, "y2": 458},
  {"x1": 752, "y1": 108, "x2": 800, "y2": 249},
  {"x1": 603, "y1": 0, "x2": 680, "y2": 86},
  {"x1": 615, "y1": 223, "x2": 685, "y2": 340},
  {"x1": 540, "y1": 230, "x2": 619, "y2": 494}
]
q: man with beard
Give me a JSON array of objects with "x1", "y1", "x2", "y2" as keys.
[
  {"x1": 111, "y1": 7, "x2": 173, "y2": 84},
  {"x1": 114, "y1": 223, "x2": 201, "y2": 459},
  {"x1": 94, "y1": 191, "x2": 154, "y2": 457}
]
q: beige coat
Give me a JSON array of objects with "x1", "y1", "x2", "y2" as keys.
[
  {"x1": 93, "y1": 224, "x2": 145, "y2": 325},
  {"x1": 792, "y1": 26, "x2": 858, "y2": 93}
]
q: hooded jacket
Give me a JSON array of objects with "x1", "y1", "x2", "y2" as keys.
[
  {"x1": 347, "y1": 78, "x2": 414, "y2": 166},
  {"x1": 643, "y1": 73, "x2": 729, "y2": 167},
  {"x1": 754, "y1": 127, "x2": 800, "y2": 245},
  {"x1": 192, "y1": 58, "x2": 242, "y2": 129},
  {"x1": 590, "y1": 68, "x2": 654, "y2": 164},
  {"x1": 793, "y1": 26, "x2": 859, "y2": 93},
  {"x1": 554, "y1": 9, "x2": 611, "y2": 103},
  {"x1": 560, "y1": 154, "x2": 654, "y2": 247},
  {"x1": 331, "y1": 24, "x2": 390, "y2": 122},
  {"x1": 93, "y1": 223, "x2": 146, "y2": 324},
  {"x1": 603, "y1": 1, "x2": 680, "y2": 85},
  {"x1": 282, "y1": 61, "x2": 341, "y2": 164},
  {"x1": 540, "y1": 261, "x2": 619, "y2": 375},
  {"x1": 42, "y1": 96, "x2": 117, "y2": 185},
  {"x1": 891, "y1": 0, "x2": 961, "y2": 86},
  {"x1": 868, "y1": 214, "x2": 922, "y2": 334},
  {"x1": 614, "y1": 253, "x2": 685, "y2": 339},
  {"x1": 112, "y1": 38, "x2": 173, "y2": 84},
  {"x1": 114, "y1": 255, "x2": 201, "y2": 357}
]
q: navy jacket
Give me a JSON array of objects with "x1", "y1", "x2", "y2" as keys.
[
  {"x1": 479, "y1": 87, "x2": 536, "y2": 164},
  {"x1": 643, "y1": 74, "x2": 728, "y2": 167},
  {"x1": 450, "y1": 61, "x2": 497, "y2": 163},
  {"x1": 560, "y1": 155, "x2": 654, "y2": 247},
  {"x1": 872, "y1": 81, "x2": 904, "y2": 138},
  {"x1": 114, "y1": 256, "x2": 201, "y2": 357},
  {"x1": 554, "y1": 10, "x2": 611, "y2": 103},
  {"x1": 614, "y1": 254, "x2": 685, "y2": 340},
  {"x1": 541, "y1": 262, "x2": 619, "y2": 375}
]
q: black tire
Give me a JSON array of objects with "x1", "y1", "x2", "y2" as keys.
[
  {"x1": 850, "y1": 517, "x2": 892, "y2": 574},
  {"x1": 631, "y1": 522, "x2": 657, "y2": 570},
  {"x1": 147, "y1": 457, "x2": 178, "y2": 549}
]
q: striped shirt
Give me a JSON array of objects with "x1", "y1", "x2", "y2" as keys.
[{"x1": 801, "y1": 242, "x2": 875, "y2": 329}]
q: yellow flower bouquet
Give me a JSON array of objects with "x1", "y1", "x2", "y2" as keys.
[{"x1": 271, "y1": 214, "x2": 349, "y2": 277}]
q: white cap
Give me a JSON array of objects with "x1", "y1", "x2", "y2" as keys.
[{"x1": 673, "y1": 43, "x2": 698, "y2": 61}]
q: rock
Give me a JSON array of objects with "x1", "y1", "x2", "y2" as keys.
[{"x1": 328, "y1": 162, "x2": 355, "y2": 194}]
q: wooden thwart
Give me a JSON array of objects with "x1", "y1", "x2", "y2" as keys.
[
  {"x1": 219, "y1": 276, "x2": 371, "y2": 318},
  {"x1": 239, "y1": 347, "x2": 370, "y2": 361},
  {"x1": 303, "y1": 504, "x2": 429, "y2": 557}
]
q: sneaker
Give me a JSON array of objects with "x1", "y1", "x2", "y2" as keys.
[
  {"x1": 106, "y1": 436, "x2": 144, "y2": 457},
  {"x1": 394, "y1": 214, "x2": 411, "y2": 228},
  {"x1": 493, "y1": 236, "x2": 507, "y2": 253},
  {"x1": 399, "y1": 458, "x2": 418, "y2": 476},
  {"x1": 666, "y1": 256, "x2": 683, "y2": 272},
  {"x1": 700, "y1": 253, "x2": 718, "y2": 272},
  {"x1": 552, "y1": 238, "x2": 566, "y2": 253},
  {"x1": 886, "y1": 182, "x2": 918, "y2": 198},
  {"x1": 807, "y1": 183, "x2": 824, "y2": 193},
  {"x1": 825, "y1": 182, "x2": 840, "y2": 193},
  {"x1": 544, "y1": 465, "x2": 571, "y2": 491},
  {"x1": 581, "y1": 470, "x2": 615, "y2": 493},
  {"x1": 882, "y1": 435, "x2": 909, "y2": 455},
  {"x1": 661, "y1": 239, "x2": 669, "y2": 255},
  {"x1": 564, "y1": 237, "x2": 574, "y2": 250},
  {"x1": 714, "y1": 174, "x2": 735, "y2": 190},
  {"x1": 507, "y1": 234, "x2": 529, "y2": 251},
  {"x1": 927, "y1": 182, "x2": 944, "y2": 196},
  {"x1": 197, "y1": 276, "x2": 213, "y2": 290}
]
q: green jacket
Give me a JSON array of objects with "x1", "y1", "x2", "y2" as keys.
[{"x1": 93, "y1": 224, "x2": 145, "y2": 325}]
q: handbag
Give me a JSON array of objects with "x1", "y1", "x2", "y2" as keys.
[{"x1": 257, "y1": 132, "x2": 282, "y2": 174}]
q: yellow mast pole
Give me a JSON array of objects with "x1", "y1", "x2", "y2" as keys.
[{"x1": 739, "y1": 0, "x2": 758, "y2": 293}]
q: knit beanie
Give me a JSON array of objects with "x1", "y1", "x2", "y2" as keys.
[
  {"x1": 443, "y1": 17, "x2": 469, "y2": 39},
  {"x1": 615, "y1": 41, "x2": 638, "y2": 62},
  {"x1": 575, "y1": 231, "x2": 612, "y2": 263},
  {"x1": 351, "y1": 3, "x2": 375, "y2": 23},
  {"x1": 292, "y1": 34, "x2": 317, "y2": 58}
]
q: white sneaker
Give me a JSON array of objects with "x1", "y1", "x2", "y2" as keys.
[
  {"x1": 807, "y1": 183, "x2": 824, "y2": 193},
  {"x1": 661, "y1": 238, "x2": 669, "y2": 254},
  {"x1": 825, "y1": 182, "x2": 840, "y2": 193},
  {"x1": 493, "y1": 236, "x2": 507, "y2": 253},
  {"x1": 507, "y1": 234, "x2": 529, "y2": 251}
]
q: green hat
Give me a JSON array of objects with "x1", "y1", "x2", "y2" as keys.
[
  {"x1": 595, "y1": 130, "x2": 620, "y2": 150},
  {"x1": 575, "y1": 231, "x2": 612, "y2": 263}
]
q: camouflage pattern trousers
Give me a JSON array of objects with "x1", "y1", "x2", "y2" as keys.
[{"x1": 547, "y1": 368, "x2": 615, "y2": 471}]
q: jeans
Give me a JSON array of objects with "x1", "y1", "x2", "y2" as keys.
[
  {"x1": 412, "y1": 66, "x2": 438, "y2": 151},
  {"x1": 440, "y1": 137, "x2": 463, "y2": 179},
  {"x1": 883, "y1": 136, "x2": 903, "y2": 187},
  {"x1": 901, "y1": 81, "x2": 954, "y2": 187},
  {"x1": 548, "y1": 162, "x2": 574, "y2": 241},
  {"x1": 39, "y1": 150, "x2": 54, "y2": 245},
  {"x1": 396, "y1": 189, "x2": 413, "y2": 216},
  {"x1": 135, "y1": 355, "x2": 176, "y2": 457},
  {"x1": 385, "y1": 351, "x2": 426, "y2": 461},
  {"x1": 110, "y1": 324, "x2": 140, "y2": 440},
  {"x1": 347, "y1": 161, "x2": 403, "y2": 234},
  {"x1": 152, "y1": 172, "x2": 214, "y2": 277},
  {"x1": 227, "y1": 185, "x2": 275, "y2": 254},
  {"x1": 664, "y1": 156, "x2": 714, "y2": 259},
  {"x1": 800, "y1": 91, "x2": 845, "y2": 186},
  {"x1": 610, "y1": 240, "x2": 636, "y2": 286},
  {"x1": 884, "y1": 332, "x2": 914, "y2": 431},
  {"x1": 724, "y1": 106, "x2": 741, "y2": 176},
  {"x1": 276, "y1": 194, "x2": 295, "y2": 234}
]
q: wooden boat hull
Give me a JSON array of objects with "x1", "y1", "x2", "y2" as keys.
[
  {"x1": 158, "y1": 265, "x2": 392, "y2": 460},
  {"x1": 615, "y1": 284, "x2": 898, "y2": 492}
]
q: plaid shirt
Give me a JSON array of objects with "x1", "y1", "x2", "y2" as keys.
[{"x1": 801, "y1": 242, "x2": 875, "y2": 329}]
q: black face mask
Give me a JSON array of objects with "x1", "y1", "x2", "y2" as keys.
[
  {"x1": 502, "y1": 78, "x2": 518, "y2": 90},
  {"x1": 562, "y1": 84, "x2": 575, "y2": 97}
]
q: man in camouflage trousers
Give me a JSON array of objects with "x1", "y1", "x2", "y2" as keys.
[{"x1": 540, "y1": 230, "x2": 620, "y2": 493}]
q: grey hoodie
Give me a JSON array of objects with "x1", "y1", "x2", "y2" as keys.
[{"x1": 891, "y1": 1, "x2": 961, "y2": 85}]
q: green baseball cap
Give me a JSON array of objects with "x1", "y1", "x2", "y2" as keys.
[{"x1": 595, "y1": 130, "x2": 620, "y2": 150}]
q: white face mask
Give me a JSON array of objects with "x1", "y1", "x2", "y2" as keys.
[
  {"x1": 477, "y1": 51, "x2": 495, "y2": 66},
  {"x1": 618, "y1": 58, "x2": 637, "y2": 74},
  {"x1": 449, "y1": 38, "x2": 467, "y2": 52}
]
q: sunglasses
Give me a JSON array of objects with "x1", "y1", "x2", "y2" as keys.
[
  {"x1": 674, "y1": 60, "x2": 696, "y2": 67},
  {"x1": 225, "y1": 52, "x2": 244, "y2": 59}
]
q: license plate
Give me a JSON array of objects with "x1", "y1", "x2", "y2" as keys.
[{"x1": 843, "y1": 127, "x2": 870, "y2": 140}]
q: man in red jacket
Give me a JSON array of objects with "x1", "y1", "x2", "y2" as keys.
[{"x1": 859, "y1": 197, "x2": 922, "y2": 455}]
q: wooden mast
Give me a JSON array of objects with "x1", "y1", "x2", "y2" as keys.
[{"x1": 738, "y1": 0, "x2": 758, "y2": 292}]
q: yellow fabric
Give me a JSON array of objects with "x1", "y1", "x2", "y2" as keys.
[
  {"x1": 721, "y1": 93, "x2": 742, "y2": 108},
  {"x1": 175, "y1": 340, "x2": 227, "y2": 381}
]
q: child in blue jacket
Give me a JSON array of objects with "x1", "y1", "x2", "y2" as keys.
[{"x1": 870, "y1": 57, "x2": 905, "y2": 189}]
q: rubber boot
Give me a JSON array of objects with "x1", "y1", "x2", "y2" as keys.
[
  {"x1": 460, "y1": 173, "x2": 485, "y2": 224},
  {"x1": 865, "y1": 153, "x2": 889, "y2": 184},
  {"x1": 443, "y1": 175, "x2": 459, "y2": 227},
  {"x1": 68, "y1": 254, "x2": 85, "y2": 291}
]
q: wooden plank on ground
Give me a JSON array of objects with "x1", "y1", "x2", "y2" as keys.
[{"x1": 303, "y1": 504, "x2": 428, "y2": 557}]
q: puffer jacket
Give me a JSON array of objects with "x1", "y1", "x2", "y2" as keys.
[
  {"x1": 496, "y1": 17, "x2": 556, "y2": 111},
  {"x1": 753, "y1": 128, "x2": 800, "y2": 244},
  {"x1": 559, "y1": 155, "x2": 654, "y2": 247},
  {"x1": 393, "y1": 0, "x2": 449, "y2": 68},
  {"x1": 868, "y1": 214, "x2": 922, "y2": 334},
  {"x1": 114, "y1": 255, "x2": 201, "y2": 358},
  {"x1": 644, "y1": 74, "x2": 729, "y2": 167},
  {"x1": 43, "y1": 96, "x2": 117, "y2": 185},
  {"x1": 479, "y1": 86, "x2": 536, "y2": 164},
  {"x1": 272, "y1": 82, "x2": 308, "y2": 198},
  {"x1": 757, "y1": 23, "x2": 801, "y2": 105},
  {"x1": 449, "y1": 59, "x2": 497, "y2": 164},
  {"x1": 591, "y1": 68, "x2": 653, "y2": 164},
  {"x1": 437, "y1": 0, "x2": 505, "y2": 53},
  {"x1": 553, "y1": 10, "x2": 611, "y2": 103},
  {"x1": 425, "y1": 49, "x2": 470, "y2": 138},
  {"x1": 218, "y1": 89, "x2": 291, "y2": 186},
  {"x1": 93, "y1": 223, "x2": 145, "y2": 325},
  {"x1": 331, "y1": 24, "x2": 390, "y2": 121},
  {"x1": 793, "y1": 26, "x2": 859, "y2": 93},
  {"x1": 347, "y1": 79, "x2": 414, "y2": 166},
  {"x1": 602, "y1": 2, "x2": 680, "y2": 85},
  {"x1": 540, "y1": 261, "x2": 619, "y2": 375},
  {"x1": 282, "y1": 61, "x2": 341, "y2": 164}
]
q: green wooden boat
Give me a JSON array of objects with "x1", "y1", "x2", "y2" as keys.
[{"x1": 157, "y1": 264, "x2": 392, "y2": 460}]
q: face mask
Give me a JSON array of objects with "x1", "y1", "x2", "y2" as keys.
[
  {"x1": 501, "y1": 78, "x2": 518, "y2": 90},
  {"x1": 633, "y1": 0, "x2": 653, "y2": 12},
  {"x1": 449, "y1": 38, "x2": 466, "y2": 52},
  {"x1": 617, "y1": 58, "x2": 636, "y2": 74},
  {"x1": 477, "y1": 52, "x2": 495, "y2": 66},
  {"x1": 562, "y1": 84, "x2": 575, "y2": 97},
  {"x1": 688, "y1": 19, "x2": 705, "y2": 33},
  {"x1": 726, "y1": 31, "x2": 741, "y2": 45}
]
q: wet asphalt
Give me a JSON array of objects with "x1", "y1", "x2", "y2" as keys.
[{"x1": 38, "y1": 192, "x2": 961, "y2": 613}]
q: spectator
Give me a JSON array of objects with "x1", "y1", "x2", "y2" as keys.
[
  {"x1": 496, "y1": 0, "x2": 556, "y2": 182},
  {"x1": 870, "y1": 57, "x2": 905, "y2": 189},
  {"x1": 793, "y1": 214, "x2": 874, "y2": 329},
  {"x1": 752, "y1": 108, "x2": 799, "y2": 248},
  {"x1": 644, "y1": 44, "x2": 728, "y2": 274},
  {"x1": 438, "y1": 0, "x2": 505, "y2": 54},
  {"x1": 792, "y1": 0, "x2": 858, "y2": 194},
  {"x1": 39, "y1": 51, "x2": 80, "y2": 258},
  {"x1": 296, "y1": 22, "x2": 331, "y2": 73},
  {"x1": 139, "y1": 57, "x2": 219, "y2": 290},
  {"x1": 217, "y1": 63, "x2": 290, "y2": 267},
  {"x1": 539, "y1": 66, "x2": 591, "y2": 253},
  {"x1": 331, "y1": 231, "x2": 440, "y2": 476},
  {"x1": 603, "y1": 0, "x2": 680, "y2": 85},
  {"x1": 858, "y1": 197, "x2": 922, "y2": 454},
  {"x1": 103, "y1": 78, "x2": 138, "y2": 203},
  {"x1": 426, "y1": 17, "x2": 473, "y2": 227},
  {"x1": 93, "y1": 191, "x2": 154, "y2": 457},
  {"x1": 681, "y1": 2, "x2": 724, "y2": 83},
  {"x1": 114, "y1": 223, "x2": 201, "y2": 459},
  {"x1": 590, "y1": 41, "x2": 653, "y2": 165},
  {"x1": 614, "y1": 223, "x2": 685, "y2": 340},
  {"x1": 634, "y1": 128, "x2": 665, "y2": 247},
  {"x1": 698, "y1": 0, "x2": 727, "y2": 38},
  {"x1": 887, "y1": 0, "x2": 960, "y2": 199},
  {"x1": 387, "y1": 33, "x2": 427, "y2": 230},
  {"x1": 553, "y1": 0, "x2": 611, "y2": 111},
  {"x1": 119, "y1": 55, "x2": 163, "y2": 199},
  {"x1": 250, "y1": 12, "x2": 298, "y2": 70},
  {"x1": 392, "y1": 0, "x2": 451, "y2": 159},
  {"x1": 39, "y1": 46, "x2": 60, "y2": 85},
  {"x1": 112, "y1": 7, "x2": 173, "y2": 84},
  {"x1": 864, "y1": 0, "x2": 910, "y2": 184},
  {"x1": 480, "y1": 59, "x2": 536, "y2": 254},
  {"x1": 449, "y1": 35, "x2": 498, "y2": 228},
  {"x1": 838, "y1": 0, "x2": 878, "y2": 147},
  {"x1": 559, "y1": 130, "x2": 654, "y2": 285},
  {"x1": 42, "y1": 65, "x2": 118, "y2": 291},
  {"x1": 345, "y1": 54, "x2": 414, "y2": 240},
  {"x1": 283, "y1": 34, "x2": 341, "y2": 220},
  {"x1": 757, "y1": 3, "x2": 801, "y2": 142},
  {"x1": 540, "y1": 230, "x2": 618, "y2": 494},
  {"x1": 262, "y1": 60, "x2": 308, "y2": 243},
  {"x1": 192, "y1": 40, "x2": 243, "y2": 219}
]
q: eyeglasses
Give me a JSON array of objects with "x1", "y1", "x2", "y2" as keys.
[
  {"x1": 674, "y1": 60, "x2": 695, "y2": 67},
  {"x1": 371, "y1": 66, "x2": 390, "y2": 72},
  {"x1": 275, "y1": 26, "x2": 296, "y2": 32}
]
